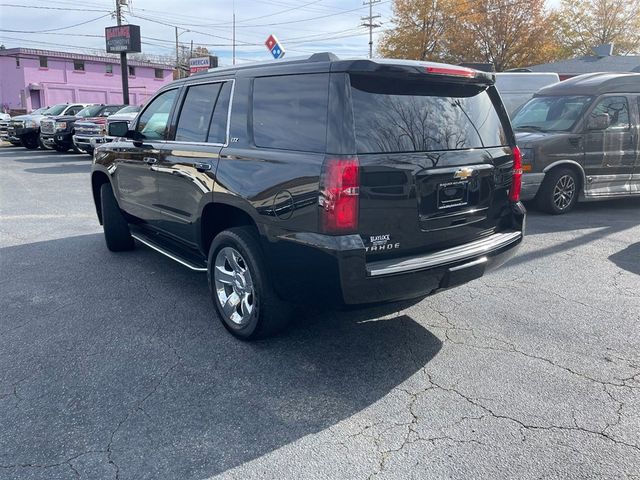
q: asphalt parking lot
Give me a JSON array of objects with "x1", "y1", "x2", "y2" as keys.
[{"x1": 1, "y1": 144, "x2": 639, "y2": 480}]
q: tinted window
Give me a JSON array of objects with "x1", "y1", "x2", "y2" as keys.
[
  {"x1": 45, "y1": 104, "x2": 68, "y2": 116},
  {"x1": 77, "y1": 105, "x2": 103, "y2": 117},
  {"x1": 102, "y1": 105, "x2": 125, "y2": 116},
  {"x1": 66, "y1": 106, "x2": 84, "y2": 115},
  {"x1": 513, "y1": 95, "x2": 592, "y2": 132},
  {"x1": 175, "y1": 83, "x2": 222, "y2": 143},
  {"x1": 115, "y1": 105, "x2": 140, "y2": 114},
  {"x1": 253, "y1": 74, "x2": 328, "y2": 152},
  {"x1": 136, "y1": 89, "x2": 178, "y2": 140},
  {"x1": 590, "y1": 96, "x2": 630, "y2": 130},
  {"x1": 208, "y1": 81, "x2": 232, "y2": 144},
  {"x1": 350, "y1": 75, "x2": 507, "y2": 153}
]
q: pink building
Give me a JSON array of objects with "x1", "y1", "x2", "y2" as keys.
[{"x1": 0, "y1": 47, "x2": 174, "y2": 112}]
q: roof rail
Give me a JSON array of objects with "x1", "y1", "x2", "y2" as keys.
[{"x1": 207, "y1": 52, "x2": 339, "y2": 73}]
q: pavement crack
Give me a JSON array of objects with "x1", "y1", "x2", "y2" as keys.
[{"x1": 426, "y1": 375, "x2": 640, "y2": 454}]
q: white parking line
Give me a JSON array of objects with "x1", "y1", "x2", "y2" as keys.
[{"x1": 0, "y1": 214, "x2": 95, "y2": 220}]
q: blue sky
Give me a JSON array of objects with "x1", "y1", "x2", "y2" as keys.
[{"x1": 0, "y1": 0, "x2": 561, "y2": 66}]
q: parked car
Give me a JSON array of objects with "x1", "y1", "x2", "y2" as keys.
[
  {"x1": 8, "y1": 104, "x2": 88, "y2": 149},
  {"x1": 94, "y1": 53, "x2": 525, "y2": 339},
  {"x1": 513, "y1": 72, "x2": 640, "y2": 214},
  {"x1": 0, "y1": 113, "x2": 11, "y2": 143},
  {"x1": 75, "y1": 105, "x2": 140, "y2": 154},
  {"x1": 495, "y1": 72, "x2": 560, "y2": 115},
  {"x1": 105, "y1": 105, "x2": 140, "y2": 141},
  {"x1": 40, "y1": 104, "x2": 124, "y2": 153},
  {"x1": 6, "y1": 107, "x2": 49, "y2": 146}
]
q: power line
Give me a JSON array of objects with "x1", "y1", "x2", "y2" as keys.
[
  {"x1": 0, "y1": 13, "x2": 113, "y2": 34},
  {"x1": 134, "y1": 1, "x2": 391, "y2": 29},
  {"x1": 0, "y1": 4, "x2": 112, "y2": 12},
  {"x1": 129, "y1": 12, "x2": 255, "y2": 46}
]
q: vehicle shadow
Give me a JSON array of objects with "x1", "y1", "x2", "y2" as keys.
[
  {"x1": 609, "y1": 242, "x2": 640, "y2": 276},
  {"x1": 15, "y1": 154, "x2": 89, "y2": 164},
  {"x1": 0, "y1": 233, "x2": 441, "y2": 479},
  {"x1": 507, "y1": 199, "x2": 640, "y2": 269},
  {"x1": 23, "y1": 164, "x2": 93, "y2": 174}
]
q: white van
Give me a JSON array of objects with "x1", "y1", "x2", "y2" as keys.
[{"x1": 495, "y1": 72, "x2": 560, "y2": 115}]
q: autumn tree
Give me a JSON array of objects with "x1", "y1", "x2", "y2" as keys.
[
  {"x1": 379, "y1": 0, "x2": 561, "y2": 71},
  {"x1": 378, "y1": 0, "x2": 457, "y2": 61},
  {"x1": 556, "y1": 0, "x2": 640, "y2": 55},
  {"x1": 449, "y1": 0, "x2": 561, "y2": 71}
]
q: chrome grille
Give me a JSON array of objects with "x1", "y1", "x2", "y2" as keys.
[
  {"x1": 10, "y1": 120, "x2": 24, "y2": 129},
  {"x1": 74, "y1": 123, "x2": 102, "y2": 136},
  {"x1": 40, "y1": 119, "x2": 55, "y2": 134}
]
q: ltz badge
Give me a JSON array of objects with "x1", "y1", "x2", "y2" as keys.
[{"x1": 365, "y1": 234, "x2": 400, "y2": 253}]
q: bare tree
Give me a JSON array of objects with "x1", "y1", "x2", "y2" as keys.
[{"x1": 557, "y1": 0, "x2": 640, "y2": 55}]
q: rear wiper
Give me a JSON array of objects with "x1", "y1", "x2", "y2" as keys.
[{"x1": 515, "y1": 125, "x2": 545, "y2": 132}]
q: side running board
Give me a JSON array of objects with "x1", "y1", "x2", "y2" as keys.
[{"x1": 131, "y1": 229, "x2": 207, "y2": 272}]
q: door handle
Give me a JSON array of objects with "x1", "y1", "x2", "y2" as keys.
[
  {"x1": 195, "y1": 162, "x2": 211, "y2": 172},
  {"x1": 568, "y1": 137, "x2": 582, "y2": 148},
  {"x1": 143, "y1": 157, "x2": 157, "y2": 165}
]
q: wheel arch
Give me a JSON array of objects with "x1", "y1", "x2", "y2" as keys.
[
  {"x1": 542, "y1": 160, "x2": 586, "y2": 192},
  {"x1": 199, "y1": 201, "x2": 260, "y2": 255},
  {"x1": 91, "y1": 170, "x2": 111, "y2": 225}
]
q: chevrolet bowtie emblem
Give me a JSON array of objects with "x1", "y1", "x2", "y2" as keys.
[{"x1": 453, "y1": 167, "x2": 475, "y2": 180}]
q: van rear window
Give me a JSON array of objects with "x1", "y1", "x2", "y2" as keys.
[{"x1": 350, "y1": 74, "x2": 507, "y2": 154}]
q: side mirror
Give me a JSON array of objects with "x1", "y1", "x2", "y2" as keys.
[
  {"x1": 108, "y1": 120, "x2": 130, "y2": 137},
  {"x1": 587, "y1": 113, "x2": 610, "y2": 130}
]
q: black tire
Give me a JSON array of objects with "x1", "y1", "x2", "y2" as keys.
[
  {"x1": 54, "y1": 144, "x2": 69, "y2": 153},
  {"x1": 100, "y1": 183, "x2": 134, "y2": 252},
  {"x1": 536, "y1": 167, "x2": 579, "y2": 215},
  {"x1": 38, "y1": 135, "x2": 50, "y2": 150},
  {"x1": 21, "y1": 135, "x2": 39, "y2": 150},
  {"x1": 207, "y1": 226, "x2": 291, "y2": 340}
]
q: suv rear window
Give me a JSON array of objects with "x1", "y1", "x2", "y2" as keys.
[
  {"x1": 253, "y1": 74, "x2": 329, "y2": 153},
  {"x1": 350, "y1": 75, "x2": 507, "y2": 154}
]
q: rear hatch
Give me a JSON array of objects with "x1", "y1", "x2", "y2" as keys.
[{"x1": 347, "y1": 69, "x2": 517, "y2": 260}]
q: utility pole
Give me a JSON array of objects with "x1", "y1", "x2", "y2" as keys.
[
  {"x1": 232, "y1": 10, "x2": 236, "y2": 65},
  {"x1": 115, "y1": 0, "x2": 130, "y2": 104},
  {"x1": 361, "y1": 0, "x2": 381, "y2": 59},
  {"x1": 175, "y1": 26, "x2": 180, "y2": 79}
]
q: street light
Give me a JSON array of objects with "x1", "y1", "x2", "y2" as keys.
[{"x1": 175, "y1": 27, "x2": 190, "y2": 78}]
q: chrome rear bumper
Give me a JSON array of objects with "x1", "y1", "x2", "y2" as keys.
[{"x1": 367, "y1": 230, "x2": 523, "y2": 277}]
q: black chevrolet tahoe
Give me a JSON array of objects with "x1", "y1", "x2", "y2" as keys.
[{"x1": 93, "y1": 53, "x2": 525, "y2": 340}]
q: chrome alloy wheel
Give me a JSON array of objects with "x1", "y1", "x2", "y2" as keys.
[
  {"x1": 214, "y1": 247, "x2": 255, "y2": 326},
  {"x1": 552, "y1": 174, "x2": 576, "y2": 211}
]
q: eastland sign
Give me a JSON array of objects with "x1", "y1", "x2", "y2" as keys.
[{"x1": 105, "y1": 25, "x2": 141, "y2": 54}]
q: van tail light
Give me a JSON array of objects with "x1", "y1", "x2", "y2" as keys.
[
  {"x1": 319, "y1": 157, "x2": 360, "y2": 234},
  {"x1": 509, "y1": 146, "x2": 523, "y2": 202}
]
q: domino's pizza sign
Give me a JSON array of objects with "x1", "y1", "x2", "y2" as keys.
[{"x1": 265, "y1": 34, "x2": 285, "y2": 60}]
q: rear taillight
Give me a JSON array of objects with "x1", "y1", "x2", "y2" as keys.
[
  {"x1": 509, "y1": 146, "x2": 523, "y2": 202},
  {"x1": 319, "y1": 157, "x2": 360, "y2": 234},
  {"x1": 425, "y1": 65, "x2": 476, "y2": 78}
]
